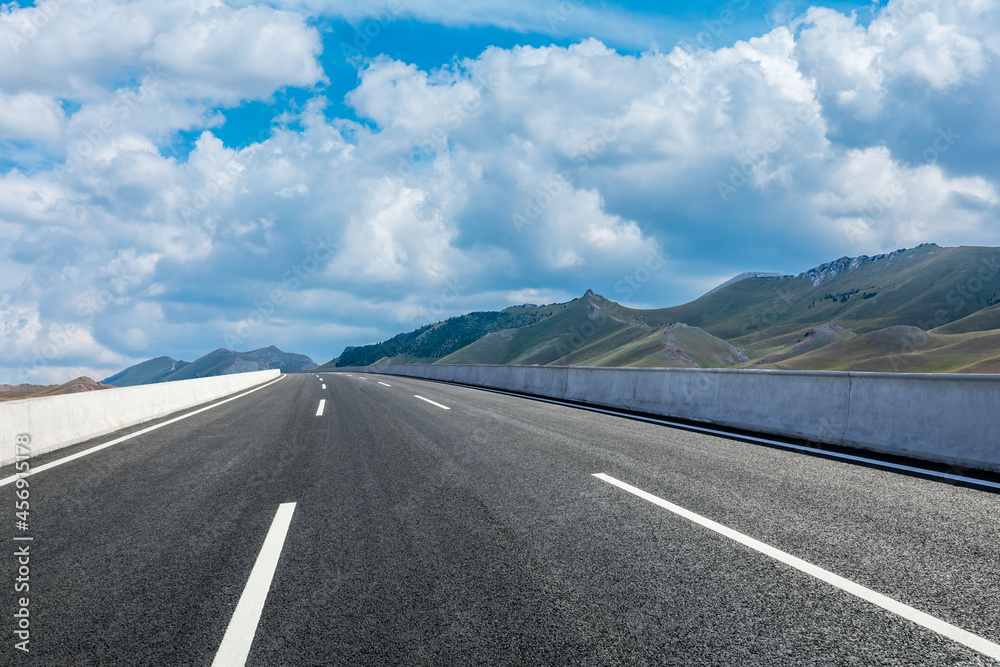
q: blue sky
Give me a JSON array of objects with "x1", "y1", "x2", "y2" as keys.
[{"x1": 2, "y1": 0, "x2": 999, "y2": 382}]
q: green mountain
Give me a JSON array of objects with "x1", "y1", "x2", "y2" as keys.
[
  {"x1": 322, "y1": 304, "x2": 563, "y2": 368},
  {"x1": 322, "y1": 244, "x2": 1000, "y2": 373},
  {"x1": 437, "y1": 291, "x2": 747, "y2": 368},
  {"x1": 103, "y1": 346, "x2": 315, "y2": 387}
]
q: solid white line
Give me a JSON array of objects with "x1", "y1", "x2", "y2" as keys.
[
  {"x1": 413, "y1": 395, "x2": 450, "y2": 410},
  {"x1": 0, "y1": 376, "x2": 286, "y2": 487},
  {"x1": 593, "y1": 473, "x2": 1000, "y2": 661},
  {"x1": 377, "y1": 382, "x2": 391, "y2": 387},
  {"x1": 315, "y1": 399, "x2": 326, "y2": 417},
  {"x1": 405, "y1": 379, "x2": 1000, "y2": 492},
  {"x1": 212, "y1": 503, "x2": 296, "y2": 667}
]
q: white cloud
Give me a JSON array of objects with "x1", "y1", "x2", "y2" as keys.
[
  {"x1": 2, "y1": 0, "x2": 1000, "y2": 381},
  {"x1": 814, "y1": 146, "x2": 999, "y2": 251},
  {"x1": 0, "y1": 92, "x2": 64, "y2": 142},
  {"x1": 145, "y1": 3, "x2": 325, "y2": 103}
]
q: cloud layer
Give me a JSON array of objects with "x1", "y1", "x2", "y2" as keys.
[{"x1": 2, "y1": 0, "x2": 999, "y2": 382}]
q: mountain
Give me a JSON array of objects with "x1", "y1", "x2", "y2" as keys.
[
  {"x1": 103, "y1": 346, "x2": 315, "y2": 387},
  {"x1": 436, "y1": 291, "x2": 747, "y2": 368},
  {"x1": 0, "y1": 377, "x2": 114, "y2": 402},
  {"x1": 102, "y1": 356, "x2": 189, "y2": 387},
  {"x1": 322, "y1": 244, "x2": 1000, "y2": 373},
  {"x1": 325, "y1": 304, "x2": 564, "y2": 367}
]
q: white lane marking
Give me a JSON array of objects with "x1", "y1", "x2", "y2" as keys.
[
  {"x1": 415, "y1": 380, "x2": 1000, "y2": 492},
  {"x1": 315, "y1": 399, "x2": 326, "y2": 417},
  {"x1": 321, "y1": 384, "x2": 326, "y2": 390},
  {"x1": 413, "y1": 395, "x2": 450, "y2": 410},
  {"x1": 212, "y1": 503, "x2": 297, "y2": 667},
  {"x1": 593, "y1": 473, "x2": 1000, "y2": 661},
  {"x1": 0, "y1": 376, "x2": 286, "y2": 487},
  {"x1": 377, "y1": 382, "x2": 391, "y2": 387}
]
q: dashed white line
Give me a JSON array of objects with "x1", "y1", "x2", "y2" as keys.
[
  {"x1": 593, "y1": 473, "x2": 1000, "y2": 662},
  {"x1": 0, "y1": 375, "x2": 286, "y2": 487},
  {"x1": 315, "y1": 399, "x2": 326, "y2": 417},
  {"x1": 413, "y1": 395, "x2": 450, "y2": 410},
  {"x1": 321, "y1": 384, "x2": 326, "y2": 390},
  {"x1": 377, "y1": 382, "x2": 392, "y2": 387},
  {"x1": 212, "y1": 503, "x2": 297, "y2": 667}
]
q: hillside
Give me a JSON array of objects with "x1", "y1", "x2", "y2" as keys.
[
  {"x1": 323, "y1": 243, "x2": 1000, "y2": 373},
  {"x1": 102, "y1": 356, "x2": 189, "y2": 387},
  {"x1": 319, "y1": 304, "x2": 564, "y2": 368},
  {"x1": 653, "y1": 244, "x2": 1000, "y2": 357},
  {"x1": 438, "y1": 291, "x2": 747, "y2": 368},
  {"x1": 0, "y1": 377, "x2": 114, "y2": 402},
  {"x1": 103, "y1": 346, "x2": 315, "y2": 387}
]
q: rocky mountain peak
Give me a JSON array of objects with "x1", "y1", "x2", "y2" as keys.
[{"x1": 798, "y1": 243, "x2": 939, "y2": 286}]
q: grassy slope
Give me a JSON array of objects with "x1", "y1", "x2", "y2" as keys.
[
  {"x1": 328, "y1": 244, "x2": 1000, "y2": 374},
  {"x1": 438, "y1": 293, "x2": 746, "y2": 368},
  {"x1": 742, "y1": 324, "x2": 857, "y2": 367},
  {"x1": 760, "y1": 327, "x2": 1000, "y2": 373},
  {"x1": 655, "y1": 245, "x2": 1000, "y2": 357},
  {"x1": 161, "y1": 349, "x2": 240, "y2": 381},
  {"x1": 933, "y1": 303, "x2": 1000, "y2": 334},
  {"x1": 318, "y1": 303, "x2": 565, "y2": 368}
]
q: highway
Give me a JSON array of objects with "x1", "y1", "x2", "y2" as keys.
[{"x1": 3, "y1": 371, "x2": 999, "y2": 665}]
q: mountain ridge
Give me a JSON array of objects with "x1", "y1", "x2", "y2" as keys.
[
  {"x1": 103, "y1": 345, "x2": 315, "y2": 387},
  {"x1": 321, "y1": 243, "x2": 1000, "y2": 373}
]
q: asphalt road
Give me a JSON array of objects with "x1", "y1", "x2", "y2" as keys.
[{"x1": 3, "y1": 371, "x2": 999, "y2": 666}]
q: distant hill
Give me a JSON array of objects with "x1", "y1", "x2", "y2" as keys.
[
  {"x1": 103, "y1": 346, "x2": 315, "y2": 387},
  {"x1": 102, "y1": 356, "x2": 189, "y2": 387},
  {"x1": 0, "y1": 377, "x2": 114, "y2": 402},
  {"x1": 322, "y1": 244, "x2": 1000, "y2": 373}
]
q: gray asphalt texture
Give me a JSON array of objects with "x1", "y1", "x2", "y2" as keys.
[{"x1": 2, "y1": 372, "x2": 999, "y2": 666}]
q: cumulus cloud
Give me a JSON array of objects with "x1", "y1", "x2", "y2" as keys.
[{"x1": 2, "y1": 0, "x2": 1000, "y2": 382}]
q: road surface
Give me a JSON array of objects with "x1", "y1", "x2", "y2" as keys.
[{"x1": 3, "y1": 372, "x2": 999, "y2": 665}]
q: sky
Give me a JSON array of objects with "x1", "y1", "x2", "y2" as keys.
[{"x1": 2, "y1": 0, "x2": 999, "y2": 382}]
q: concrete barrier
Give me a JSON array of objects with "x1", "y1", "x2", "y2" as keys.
[
  {"x1": 333, "y1": 365, "x2": 1000, "y2": 473},
  {"x1": 1, "y1": 370, "x2": 280, "y2": 467}
]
